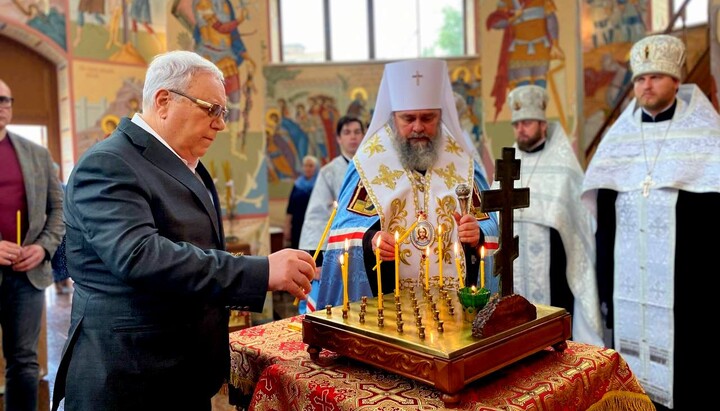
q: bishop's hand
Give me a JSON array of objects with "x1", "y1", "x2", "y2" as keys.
[{"x1": 453, "y1": 212, "x2": 481, "y2": 248}]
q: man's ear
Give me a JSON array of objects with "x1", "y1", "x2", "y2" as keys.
[{"x1": 155, "y1": 89, "x2": 172, "y2": 118}]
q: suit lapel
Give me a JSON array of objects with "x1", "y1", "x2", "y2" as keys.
[
  {"x1": 197, "y1": 162, "x2": 225, "y2": 249},
  {"x1": 118, "y1": 119, "x2": 223, "y2": 246},
  {"x1": 10, "y1": 133, "x2": 37, "y2": 244}
]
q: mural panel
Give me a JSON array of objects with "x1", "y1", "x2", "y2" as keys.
[
  {"x1": 481, "y1": 0, "x2": 580, "y2": 160},
  {"x1": 581, "y1": 0, "x2": 649, "y2": 154},
  {"x1": 70, "y1": 0, "x2": 167, "y2": 64},
  {"x1": 2, "y1": 0, "x2": 67, "y2": 50},
  {"x1": 72, "y1": 59, "x2": 145, "y2": 156},
  {"x1": 169, "y1": 0, "x2": 268, "y2": 253}
]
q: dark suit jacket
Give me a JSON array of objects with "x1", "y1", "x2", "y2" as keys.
[
  {"x1": 1, "y1": 132, "x2": 64, "y2": 289},
  {"x1": 52, "y1": 118, "x2": 269, "y2": 410}
]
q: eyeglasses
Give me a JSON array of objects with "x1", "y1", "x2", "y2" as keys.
[
  {"x1": 0, "y1": 96, "x2": 14, "y2": 108},
  {"x1": 168, "y1": 90, "x2": 228, "y2": 120}
]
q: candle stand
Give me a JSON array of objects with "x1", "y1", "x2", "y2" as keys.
[{"x1": 303, "y1": 283, "x2": 570, "y2": 408}]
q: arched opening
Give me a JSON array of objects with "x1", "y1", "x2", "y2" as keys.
[
  {"x1": 0, "y1": 27, "x2": 69, "y2": 410},
  {"x1": 0, "y1": 34, "x2": 61, "y2": 166}
]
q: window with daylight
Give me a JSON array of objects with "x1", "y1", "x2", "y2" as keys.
[
  {"x1": 672, "y1": 0, "x2": 708, "y2": 29},
  {"x1": 277, "y1": 0, "x2": 468, "y2": 63}
]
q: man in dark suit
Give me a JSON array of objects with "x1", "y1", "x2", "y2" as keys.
[
  {"x1": 52, "y1": 51, "x2": 316, "y2": 411},
  {"x1": 0, "y1": 78, "x2": 65, "y2": 411}
]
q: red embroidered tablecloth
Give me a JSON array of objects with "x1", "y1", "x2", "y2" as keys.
[{"x1": 229, "y1": 316, "x2": 653, "y2": 410}]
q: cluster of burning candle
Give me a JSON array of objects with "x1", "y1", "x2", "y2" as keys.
[
  {"x1": 373, "y1": 223, "x2": 488, "y2": 311},
  {"x1": 306, "y1": 203, "x2": 490, "y2": 312}
]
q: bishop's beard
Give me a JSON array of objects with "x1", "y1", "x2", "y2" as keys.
[{"x1": 390, "y1": 121, "x2": 440, "y2": 172}]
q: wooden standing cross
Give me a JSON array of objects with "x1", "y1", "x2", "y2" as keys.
[{"x1": 480, "y1": 147, "x2": 529, "y2": 296}]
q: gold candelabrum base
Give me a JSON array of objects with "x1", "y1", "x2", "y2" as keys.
[
  {"x1": 304, "y1": 283, "x2": 571, "y2": 408},
  {"x1": 321, "y1": 278, "x2": 497, "y2": 347}
]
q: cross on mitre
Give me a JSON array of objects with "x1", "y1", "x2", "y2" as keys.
[
  {"x1": 480, "y1": 147, "x2": 529, "y2": 296},
  {"x1": 412, "y1": 70, "x2": 423, "y2": 86}
]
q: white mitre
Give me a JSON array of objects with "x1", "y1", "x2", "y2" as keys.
[
  {"x1": 629, "y1": 34, "x2": 686, "y2": 81},
  {"x1": 507, "y1": 85, "x2": 548, "y2": 123},
  {"x1": 364, "y1": 58, "x2": 471, "y2": 154}
]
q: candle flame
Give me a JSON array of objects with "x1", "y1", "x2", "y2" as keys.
[
  {"x1": 394, "y1": 231, "x2": 399, "y2": 240},
  {"x1": 345, "y1": 238, "x2": 349, "y2": 251},
  {"x1": 454, "y1": 241, "x2": 459, "y2": 254},
  {"x1": 332, "y1": 200, "x2": 338, "y2": 209},
  {"x1": 339, "y1": 254, "x2": 344, "y2": 265},
  {"x1": 426, "y1": 245, "x2": 430, "y2": 257},
  {"x1": 471, "y1": 285, "x2": 477, "y2": 293},
  {"x1": 376, "y1": 236, "x2": 381, "y2": 248},
  {"x1": 481, "y1": 245, "x2": 485, "y2": 258}
]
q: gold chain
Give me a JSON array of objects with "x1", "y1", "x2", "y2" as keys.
[
  {"x1": 640, "y1": 119, "x2": 672, "y2": 178},
  {"x1": 406, "y1": 168, "x2": 431, "y2": 219},
  {"x1": 519, "y1": 148, "x2": 544, "y2": 189},
  {"x1": 639, "y1": 118, "x2": 672, "y2": 197}
]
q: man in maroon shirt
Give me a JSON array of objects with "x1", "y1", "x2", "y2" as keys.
[{"x1": 0, "y1": 78, "x2": 64, "y2": 411}]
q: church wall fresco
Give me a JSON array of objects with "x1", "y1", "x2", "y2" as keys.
[
  {"x1": 581, "y1": 0, "x2": 652, "y2": 162},
  {"x1": 167, "y1": 0, "x2": 269, "y2": 254},
  {"x1": 480, "y1": 0, "x2": 580, "y2": 164},
  {"x1": 70, "y1": 0, "x2": 167, "y2": 64}
]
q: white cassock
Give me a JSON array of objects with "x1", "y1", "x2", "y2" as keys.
[{"x1": 497, "y1": 122, "x2": 603, "y2": 347}]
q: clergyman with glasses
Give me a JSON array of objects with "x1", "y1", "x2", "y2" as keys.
[{"x1": 51, "y1": 51, "x2": 316, "y2": 411}]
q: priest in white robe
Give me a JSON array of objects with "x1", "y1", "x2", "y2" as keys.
[
  {"x1": 582, "y1": 34, "x2": 720, "y2": 410},
  {"x1": 503, "y1": 85, "x2": 603, "y2": 347}
]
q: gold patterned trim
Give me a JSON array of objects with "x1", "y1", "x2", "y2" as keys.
[
  {"x1": 434, "y1": 162, "x2": 464, "y2": 190},
  {"x1": 347, "y1": 181, "x2": 377, "y2": 217},
  {"x1": 354, "y1": 150, "x2": 385, "y2": 227},
  {"x1": 471, "y1": 181, "x2": 490, "y2": 221},
  {"x1": 371, "y1": 164, "x2": 404, "y2": 190},
  {"x1": 444, "y1": 137, "x2": 462, "y2": 156},
  {"x1": 361, "y1": 134, "x2": 385, "y2": 157}
]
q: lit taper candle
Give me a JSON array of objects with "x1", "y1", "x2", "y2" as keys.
[
  {"x1": 342, "y1": 239, "x2": 349, "y2": 309},
  {"x1": 16, "y1": 210, "x2": 21, "y2": 246},
  {"x1": 437, "y1": 224, "x2": 443, "y2": 287},
  {"x1": 394, "y1": 231, "x2": 400, "y2": 297},
  {"x1": 375, "y1": 236, "x2": 383, "y2": 308},
  {"x1": 480, "y1": 246, "x2": 485, "y2": 289},
  {"x1": 454, "y1": 241, "x2": 464, "y2": 289}
]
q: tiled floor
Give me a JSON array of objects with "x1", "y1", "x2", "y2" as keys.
[{"x1": 0, "y1": 284, "x2": 256, "y2": 411}]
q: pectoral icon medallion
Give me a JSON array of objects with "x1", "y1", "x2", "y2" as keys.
[{"x1": 410, "y1": 220, "x2": 434, "y2": 250}]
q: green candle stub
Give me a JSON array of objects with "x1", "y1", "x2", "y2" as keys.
[{"x1": 457, "y1": 287, "x2": 490, "y2": 322}]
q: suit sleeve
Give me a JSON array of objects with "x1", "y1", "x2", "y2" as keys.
[{"x1": 35, "y1": 147, "x2": 65, "y2": 256}]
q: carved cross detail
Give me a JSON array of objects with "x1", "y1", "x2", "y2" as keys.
[
  {"x1": 412, "y1": 70, "x2": 423, "y2": 86},
  {"x1": 480, "y1": 147, "x2": 529, "y2": 296}
]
